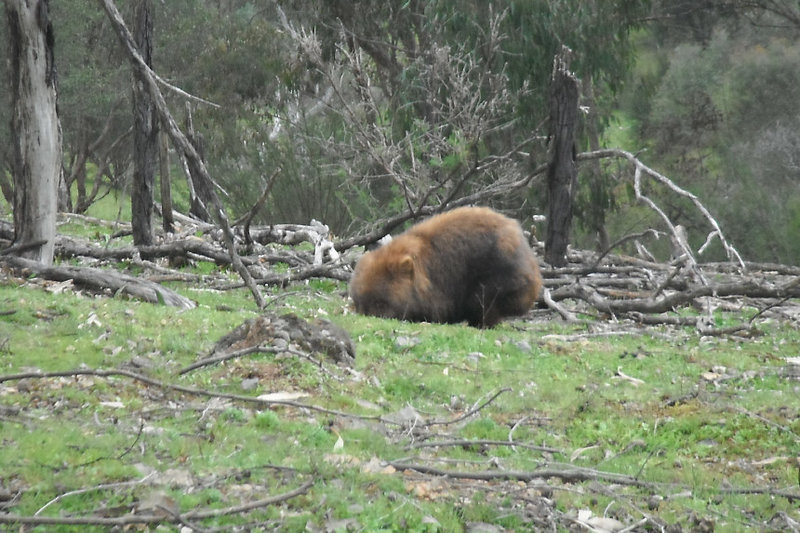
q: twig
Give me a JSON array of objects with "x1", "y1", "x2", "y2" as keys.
[
  {"x1": 406, "y1": 439, "x2": 561, "y2": 454},
  {"x1": 233, "y1": 168, "x2": 281, "y2": 241},
  {"x1": 386, "y1": 460, "x2": 668, "y2": 489},
  {"x1": 423, "y1": 387, "x2": 511, "y2": 427},
  {"x1": 1, "y1": 480, "x2": 314, "y2": 527},
  {"x1": 591, "y1": 229, "x2": 662, "y2": 269},
  {"x1": 651, "y1": 260, "x2": 687, "y2": 298},
  {"x1": 541, "y1": 331, "x2": 640, "y2": 342},
  {"x1": 72, "y1": 417, "x2": 145, "y2": 468},
  {"x1": 508, "y1": 416, "x2": 528, "y2": 452},
  {"x1": 34, "y1": 473, "x2": 156, "y2": 516},
  {"x1": 0, "y1": 368, "x2": 389, "y2": 424},
  {"x1": 749, "y1": 294, "x2": 794, "y2": 323},
  {"x1": 184, "y1": 479, "x2": 314, "y2": 519},
  {"x1": 178, "y1": 345, "x2": 271, "y2": 375}
]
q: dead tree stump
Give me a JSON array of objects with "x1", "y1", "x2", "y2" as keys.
[{"x1": 544, "y1": 46, "x2": 579, "y2": 267}]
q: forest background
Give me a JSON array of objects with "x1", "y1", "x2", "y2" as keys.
[{"x1": 2, "y1": 0, "x2": 799, "y2": 265}]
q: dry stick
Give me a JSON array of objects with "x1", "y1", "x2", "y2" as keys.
[
  {"x1": 34, "y1": 473, "x2": 156, "y2": 516},
  {"x1": 0, "y1": 255, "x2": 195, "y2": 308},
  {"x1": 386, "y1": 460, "x2": 668, "y2": 489},
  {"x1": 391, "y1": 460, "x2": 792, "y2": 503},
  {"x1": 407, "y1": 439, "x2": 561, "y2": 454},
  {"x1": 71, "y1": 418, "x2": 145, "y2": 468},
  {"x1": 0, "y1": 480, "x2": 314, "y2": 528},
  {"x1": 577, "y1": 149, "x2": 745, "y2": 269},
  {"x1": 651, "y1": 259, "x2": 688, "y2": 298},
  {"x1": 0, "y1": 368, "x2": 390, "y2": 424},
  {"x1": 233, "y1": 168, "x2": 281, "y2": 229},
  {"x1": 542, "y1": 287, "x2": 579, "y2": 321},
  {"x1": 184, "y1": 480, "x2": 314, "y2": 519},
  {"x1": 749, "y1": 275, "x2": 800, "y2": 323},
  {"x1": 0, "y1": 239, "x2": 48, "y2": 255},
  {"x1": 180, "y1": 343, "x2": 345, "y2": 382},
  {"x1": 178, "y1": 345, "x2": 270, "y2": 375},
  {"x1": 99, "y1": 0, "x2": 265, "y2": 309},
  {"x1": 590, "y1": 229, "x2": 662, "y2": 269},
  {"x1": 214, "y1": 262, "x2": 352, "y2": 290},
  {"x1": 423, "y1": 387, "x2": 511, "y2": 427}
]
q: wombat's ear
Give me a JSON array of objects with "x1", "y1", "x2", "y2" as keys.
[{"x1": 398, "y1": 255, "x2": 415, "y2": 277}]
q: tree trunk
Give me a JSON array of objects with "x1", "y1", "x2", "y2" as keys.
[
  {"x1": 0, "y1": 161, "x2": 14, "y2": 206},
  {"x1": 185, "y1": 107, "x2": 212, "y2": 222},
  {"x1": 159, "y1": 130, "x2": 174, "y2": 233},
  {"x1": 581, "y1": 76, "x2": 610, "y2": 252},
  {"x1": 5, "y1": 0, "x2": 62, "y2": 265},
  {"x1": 131, "y1": 0, "x2": 157, "y2": 247},
  {"x1": 544, "y1": 46, "x2": 579, "y2": 267}
]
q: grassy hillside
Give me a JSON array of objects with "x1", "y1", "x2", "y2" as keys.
[{"x1": 0, "y1": 219, "x2": 798, "y2": 531}]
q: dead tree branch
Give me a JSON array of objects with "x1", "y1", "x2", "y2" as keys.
[
  {"x1": 0, "y1": 255, "x2": 195, "y2": 308},
  {"x1": 577, "y1": 149, "x2": 744, "y2": 269},
  {"x1": 0, "y1": 480, "x2": 313, "y2": 528},
  {"x1": 99, "y1": 0, "x2": 264, "y2": 308},
  {"x1": 423, "y1": 387, "x2": 511, "y2": 427},
  {"x1": 0, "y1": 368, "x2": 389, "y2": 424},
  {"x1": 386, "y1": 460, "x2": 670, "y2": 489}
]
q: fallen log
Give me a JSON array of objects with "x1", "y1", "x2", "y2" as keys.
[{"x1": 1, "y1": 256, "x2": 195, "y2": 309}]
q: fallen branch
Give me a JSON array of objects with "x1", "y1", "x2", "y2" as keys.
[
  {"x1": 541, "y1": 287, "x2": 579, "y2": 321},
  {"x1": 35, "y1": 473, "x2": 156, "y2": 517},
  {"x1": 577, "y1": 149, "x2": 744, "y2": 269},
  {"x1": 100, "y1": 0, "x2": 264, "y2": 308},
  {"x1": 0, "y1": 479, "x2": 313, "y2": 527},
  {"x1": 424, "y1": 387, "x2": 511, "y2": 427},
  {"x1": 407, "y1": 439, "x2": 562, "y2": 454},
  {"x1": 0, "y1": 255, "x2": 195, "y2": 308},
  {"x1": 555, "y1": 277, "x2": 800, "y2": 316},
  {"x1": 386, "y1": 460, "x2": 668, "y2": 489},
  {"x1": 177, "y1": 345, "x2": 270, "y2": 375},
  {"x1": 0, "y1": 368, "x2": 389, "y2": 424}
]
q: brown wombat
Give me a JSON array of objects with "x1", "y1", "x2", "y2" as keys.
[{"x1": 349, "y1": 207, "x2": 542, "y2": 327}]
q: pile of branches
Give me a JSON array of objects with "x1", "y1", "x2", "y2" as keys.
[
  {"x1": 541, "y1": 247, "x2": 800, "y2": 334},
  {"x1": 1, "y1": 212, "x2": 798, "y2": 336}
]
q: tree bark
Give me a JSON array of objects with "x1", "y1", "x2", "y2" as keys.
[
  {"x1": 184, "y1": 108, "x2": 212, "y2": 222},
  {"x1": 158, "y1": 130, "x2": 174, "y2": 233},
  {"x1": 130, "y1": 0, "x2": 157, "y2": 247},
  {"x1": 5, "y1": 0, "x2": 62, "y2": 265},
  {"x1": 581, "y1": 76, "x2": 610, "y2": 252},
  {"x1": 544, "y1": 46, "x2": 579, "y2": 267}
]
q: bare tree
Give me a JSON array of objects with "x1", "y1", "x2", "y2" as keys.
[
  {"x1": 100, "y1": 0, "x2": 265, "y2": 308},
  {"x1": 4, "y1": 0, "x2": 62, "y2": 265},
  {"x1": 277, "y1": 8, "x2": 543, "y2": 235}
]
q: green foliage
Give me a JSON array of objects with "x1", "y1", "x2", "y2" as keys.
[
  {"x1": 625, "y1": 24, "x2": 800, "y2": 263},
  {"x1": 6, "y1": 0, "x2": 800, "y2": 263}
]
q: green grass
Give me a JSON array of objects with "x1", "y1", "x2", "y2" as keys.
[{"x1": 0, "y1": 219, "x2": 798, "y2": 531}]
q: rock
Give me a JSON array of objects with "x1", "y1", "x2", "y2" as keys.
[{"x1": 241, "y1": 378, "x2": 259, "y2": 391}]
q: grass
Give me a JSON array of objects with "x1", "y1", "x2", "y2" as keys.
[{"x1": 0, "y1": 219, "x2": 798, "y2": 531}]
